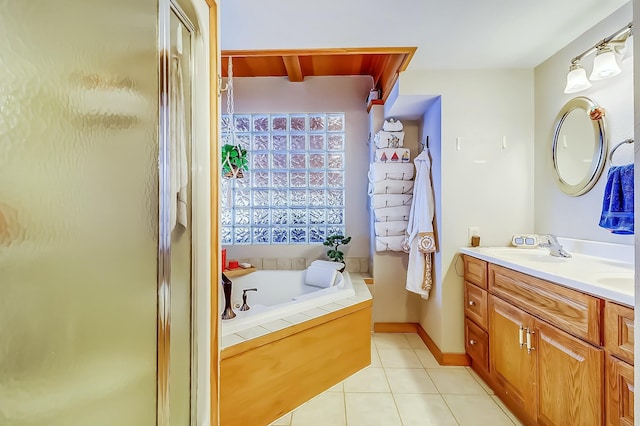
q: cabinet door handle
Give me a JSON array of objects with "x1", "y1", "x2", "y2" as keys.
[
  {"x1": 526, "y1": 329, "x2": 535, "y2": 354},
  {"x1": 468, "y1": 300, "x2": 476, "y2": 306},
  {"x1": 469, "y1": 339, "x2": 477, "y2": 345},
  {"x1": 518, "y1": 325, "x2": 525, "y2": 348}
]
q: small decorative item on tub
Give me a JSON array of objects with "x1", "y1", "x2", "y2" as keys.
[{"x1": 323, "y1": 234, "x2": 351, "y2": 272}]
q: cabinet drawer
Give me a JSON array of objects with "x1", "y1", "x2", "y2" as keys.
[
  {"x1": 464, "y1": 281, "x2": 488, "y2": 330},
  {"x1": 607, "y1": 355, "x2": 634, "y2": 426},
  {"x1": 489, "y1": 264, "x2": 602, "y2": 345},
  {"x1": 463, "y1": 255, "x2": 487, "y2": 289},
  {"x1": 605, "y1": 302, "x2": 634, "y2": 365},
  {"x1": 465, "y1": 318, "x2": 488, "y2": 371}
]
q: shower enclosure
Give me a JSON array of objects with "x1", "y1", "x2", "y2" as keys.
[{"x1": 0, "y1": 0, "x2": 206, "y2": 424}]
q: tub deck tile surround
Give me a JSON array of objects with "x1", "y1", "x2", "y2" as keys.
[
  {"x1": 235, "y1": 325, "x2": 270, "y2": 341},
  {"x1": 221, "y1": 279, "x2": 372, "y2": 350},
  {"x1": 261, "y1": 319, "x2": 291, "y2": 332},
  {"x1": 321, "y1": 302, "x2": 347, "y2": 313}
]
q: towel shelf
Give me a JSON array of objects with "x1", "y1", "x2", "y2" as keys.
[{"x1": 609, "y1": 138, "x2": 634, "y2": 166}]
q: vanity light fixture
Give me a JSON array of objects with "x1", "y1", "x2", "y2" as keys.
[
  {"x1": 589, "y1": 44, "x2": 621, "y2": 80},
  {"x1": 563, "y1": 22, "x2": 632, "y2": 94},
  {"x1": 621, "y1": 35, "x2": 633, "y2": 64},
  {"x1": 564, "y1": 61, "x2": 591, "y2": 93}
]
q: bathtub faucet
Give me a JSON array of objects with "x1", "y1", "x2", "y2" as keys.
[
  {"x1": 240, "y1": 288, "x2": 258, "y2": 311},
  {"x1": 538, "y1": 234, "x2": 571, "y2": 258},
  {"x1": 221, "y1": 273, "x2": 236, "y2": 320}
]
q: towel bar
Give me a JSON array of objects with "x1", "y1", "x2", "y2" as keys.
[{"x1": 608, "y1": 138, "x2": 634, "y2": 166}]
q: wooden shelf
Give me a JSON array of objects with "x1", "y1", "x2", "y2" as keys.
[{"x1": 223, "y1": 266, "x2": 256, "y2": 277}]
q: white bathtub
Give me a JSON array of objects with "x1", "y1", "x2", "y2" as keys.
[{"x1": 221, "y1": 269, "x2": 355, "y2": 336}]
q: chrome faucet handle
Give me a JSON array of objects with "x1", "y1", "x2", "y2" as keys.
[
  {"x1": 240, "y1": 288, "x2": 258, "y2": 311},
  {"x1": 537, "y1": 234, "x2": 571, "y2": 258},
  {"x1": 537, "y1": 234, "x2": 558, "y2": 246}
]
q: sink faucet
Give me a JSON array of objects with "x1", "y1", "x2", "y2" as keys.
[
  {"x1": 538, "y1": 234, "x2": 571, "y2": 258},
  {"x1": 240, "y1": 288, "x2": 258, "y2": 311}
]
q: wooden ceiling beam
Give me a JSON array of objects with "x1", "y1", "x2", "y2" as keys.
[
  {"x1": 219, "y1": 47, "x2": 418, "y2": 98},
  {"x1": 282, "y1": 55, "x2": 304, "y2": 82}
]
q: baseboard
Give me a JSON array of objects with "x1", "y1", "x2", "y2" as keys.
[
  {"x1": 416, "y1": 325, "x2": 470, "y2": 366},
  {"x1": 373, "y1": 322, "x2": 418, "y2": 333},
  {"x1": 374, "y1": 322, "x2": 470, "y2": 367}
]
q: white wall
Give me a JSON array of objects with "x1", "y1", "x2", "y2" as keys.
[
  {"x1": 397, "y1": 70, "x2": 535, "y2": 352},
  {"x1": 534, "y1": 3, "x2": 634, "y2": 244},
  {"x1": 222, "y1": 76, "x2": 373, "y2": 265}
]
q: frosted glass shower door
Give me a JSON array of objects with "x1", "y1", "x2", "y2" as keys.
[{"x1": 0, "y1": 1, "x2": 160, "y2": 425}]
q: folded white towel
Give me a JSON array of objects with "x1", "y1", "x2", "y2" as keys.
[
  {"x1": 383, "y1": 118, "x2": 403, "y2": 132},
  {"x1": 370, "y1": 194, "x2": 413, "y2": 209},
  {"x1": 374, "y1": 148, "x2": 411, "y2": 163},
  {"x1": 375, "y1": 220, "x2": 408, "y2": 236},
  {"x1": 368, "y1": 180, "x2": 414, "y2": 195},
  {"x1": 305, "y1": 264, "x2": 339, "y2": 288},
  {"x1": 368, "y1": 163, "x2": 414, "y2": 182},
  {"x1": 310, "y1": 260, "x2": 345, "y2": 270},
  {"x1": 375, "y1": 235, "x2": 405, "y2": 252},
  {"x1": 374, "y1": 206, "x2": 411, "y2": 222},
  {"x1": 374, "y1": 131, "x2": 405, "y2": 149}
]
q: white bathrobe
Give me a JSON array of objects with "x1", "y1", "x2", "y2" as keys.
[{"x1": 404, "y1": 149, "x2": 436, "y2": 299}]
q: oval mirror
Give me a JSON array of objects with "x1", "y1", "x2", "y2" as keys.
[{"x1": 552, "y1": 96, "x2": 608, "y2": 196}]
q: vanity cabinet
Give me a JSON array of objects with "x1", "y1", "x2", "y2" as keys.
[
  {"x1": 488, "y1": 294, "x2": 604, "y2": 424},
  {"x1": 462, "y1": 255, "x2": 626, "y2": 426},
  {"x1": 462, "y1": 256, "x2": 490, "y2": 373},
  {"x1": 605, "y1": 302, "x2": 634, "y2": 426}
]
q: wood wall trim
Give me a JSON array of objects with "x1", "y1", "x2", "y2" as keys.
[
  {"x1": 417, "y1": 324, "x2": 470, "y2": 366},
  {"x1": 374, "y1": 322, "x2": 418, "y2": 333},
  {"x1": 222, "y1": 46, "x2": 417, "y2": 58},
  {"x1": 373, "y1": 322, "x2": 470, "y2": 366},
  {"x1": 208, "y1": 1, "x2": 219, "y2": 425}
]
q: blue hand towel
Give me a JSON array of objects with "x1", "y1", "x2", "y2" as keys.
[{"x1": 599, "y1": 164, "x2": 634, "y2": 234}]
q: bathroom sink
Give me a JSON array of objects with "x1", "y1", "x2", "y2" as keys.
[
  {"x1": 594, "y1": 272, "x2": 635, "y2": 289},
  {"x1": 474, "y1": 247, "x2": 569, "y2": 264}
]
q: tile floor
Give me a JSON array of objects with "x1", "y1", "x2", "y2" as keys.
[{"x1": 269, "y1": 333, "x2": 522, "y2": 426}]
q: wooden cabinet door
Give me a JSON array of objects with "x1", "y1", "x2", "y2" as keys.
[
  {"x1": 607, "y1": 356, "x2": 634, "y2": 426},
  {"x1": 535, "y1": 319, "x2": 604, "y2": 426},
  {"x1": 605, "y1": 302, "x2": 634, "y2": 365},
  {"x1": 489, "y1": 295, "x2": 536, "y2": 420}
]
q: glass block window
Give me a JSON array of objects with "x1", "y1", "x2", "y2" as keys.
[{"x1": 221, "y1": 113, "x2": 346, "y2": 244}]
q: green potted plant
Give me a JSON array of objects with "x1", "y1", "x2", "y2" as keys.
[
  {"x1": 323, "y1": 234, "x2": 351, "y2": 271},
  {"x1": 221, "y1": 143, "x2": 248, "y2": 178}
]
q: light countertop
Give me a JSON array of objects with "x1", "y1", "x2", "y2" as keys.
[{"x1": 460, "y1": 239, "x2": 634, "y2": 307}]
